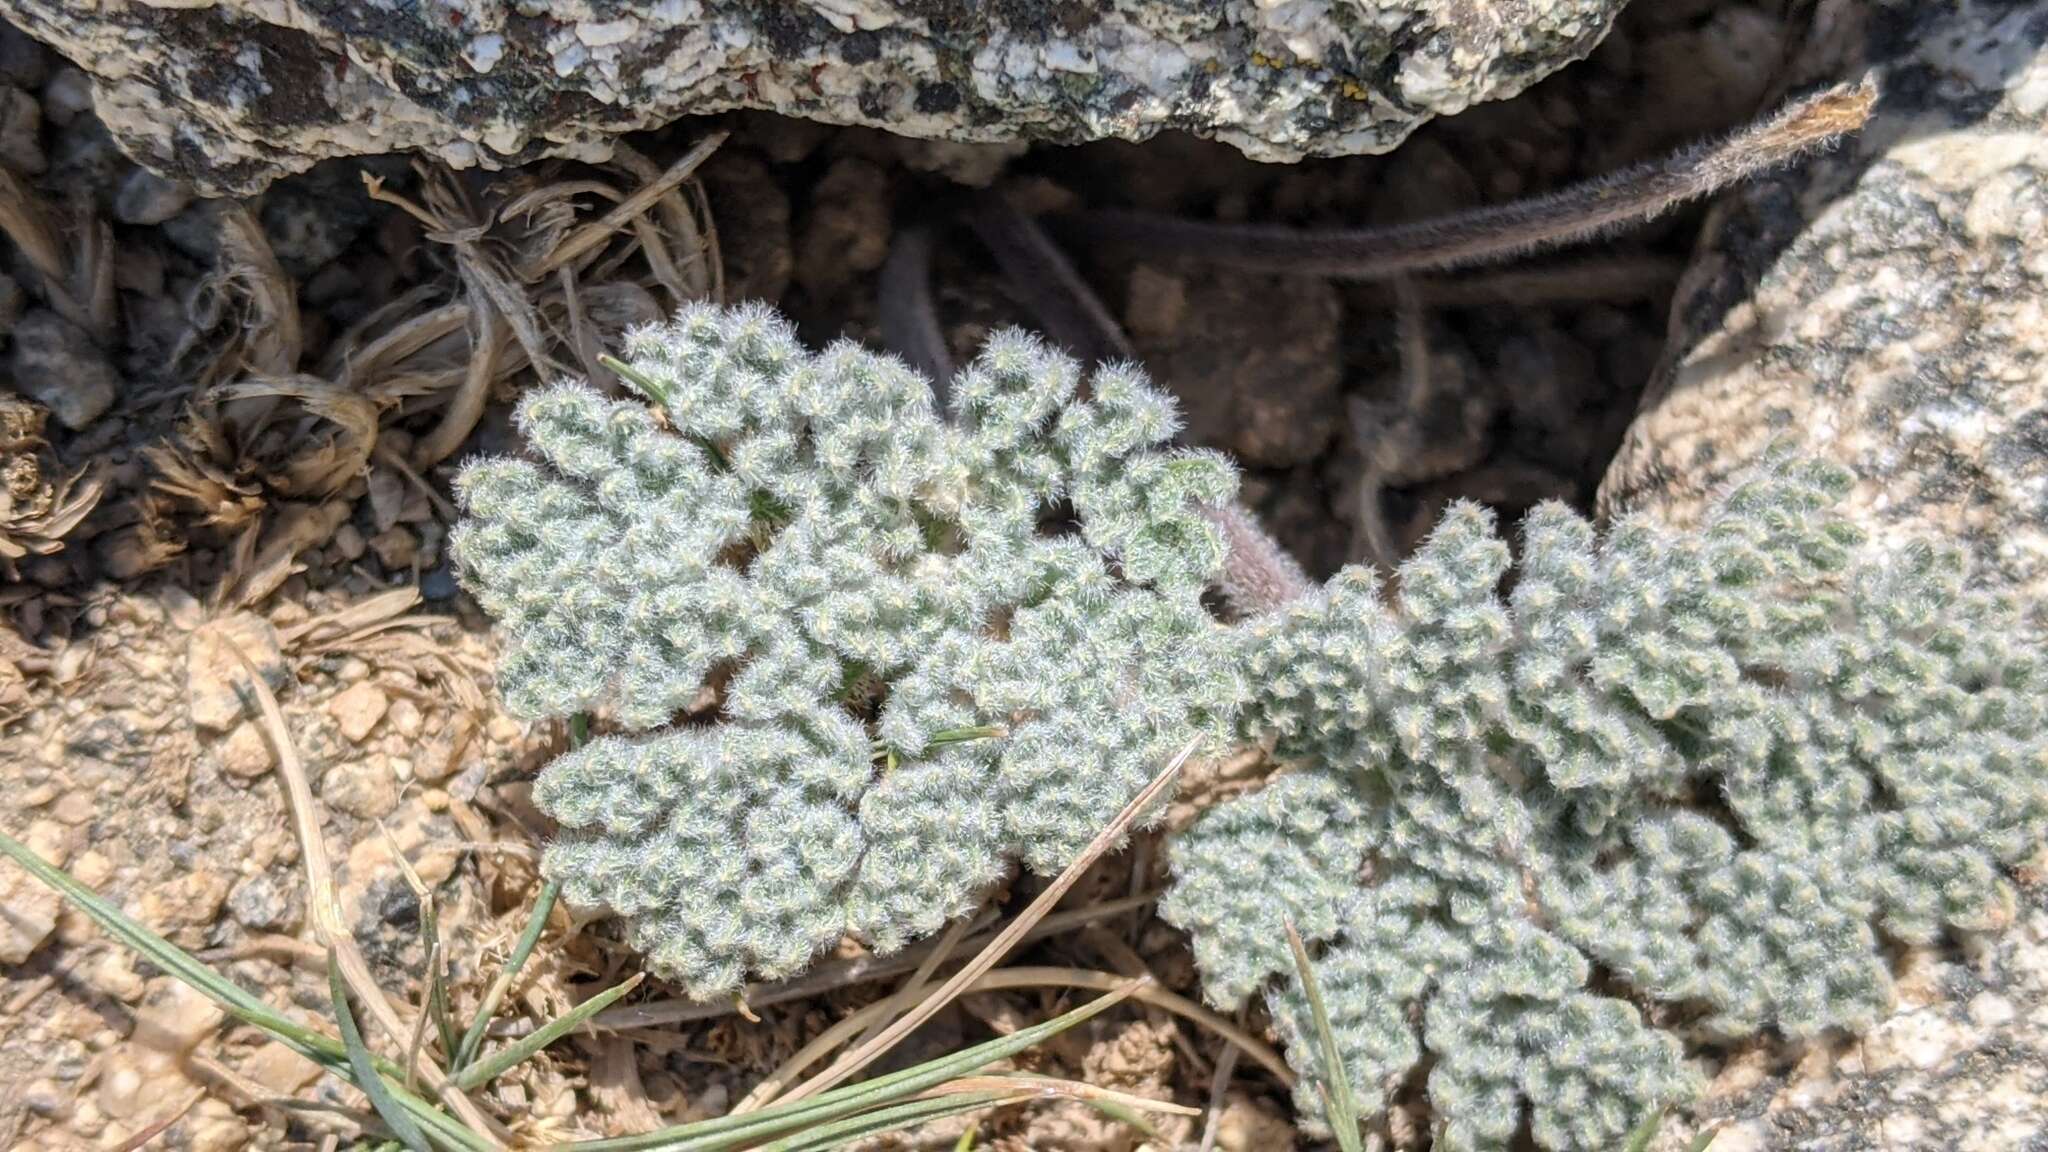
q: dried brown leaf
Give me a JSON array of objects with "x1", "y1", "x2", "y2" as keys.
[
  {"x1": 0, "y1": 169, "x2": 106, "y2": 339},
  {"x1": 213, "y1": 205, "x2": 303, "y2": 376},
  {"x1": 0, "y1": 397, "x2": 106, "y2": 562},
  {"x1": 208, "y1": 376, "x2": 378, "y2": 498},
  {"x1": 226, "y1": 498, "x2": 352, "y2": 608},
  {"x1": 146, "y1": 439, "x2": 265, "y2": 533}
]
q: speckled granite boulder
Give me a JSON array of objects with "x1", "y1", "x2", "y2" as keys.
[
  {"x1": 0, "y1": 0, "x2": 1624, "y2": 195},
  {"x1": 1601, "y1": 0, "x2": 2048, "y2": 613},
  {"x1": 1604, "y1": 3, "x2": 2048, "y2": 1147}
]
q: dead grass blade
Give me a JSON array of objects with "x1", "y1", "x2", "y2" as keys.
[
  {"x1": 1061, "y1": 79, "x2": 1878, "y2": 279},
  {"x1": 524, "y1": 132, "x2": 728, "y2": 280},
  {"x1": 0, "y1": 168, "x2": 102, "y2": 338},
  {"x1": 210, "y1": 205, "x2": 304, "y2": 377},
  {"x1": 210, "y1": 376, "x2": 378, "y2": 498},
  {"x1": 224, "y1": 498, "x2": 349, "y2": 610},
  {"x1": 775, "y1": 739, "x2": 1201, "y2": 1106},
  {"x1": 224, "y1": 639, "x2": 506, "y2": 1145},
  {"x1": 608, "y1": 141, "x2": 716, "y2": 302},
  {"x1": 73, "y1": 215, "x2": 118, "y2": 345},
  {"x1": 0, "y1": 396, "x2": 106, "y2": 563},
  {"x1": 366, "y1": 168, "x2": 557, "y2": 382},
  {"x1": 592, "y1": 893, "x2": 1158, "y2": 1030},
  {"x1": 279, "y1": 586, "x2": 487, "y2": 711},
  {"x1": 279, "y1": 587, "x2": 422, "y2": 648},
  {"x1": 741, "y1": 965, "x2": 1294, "y2": 1110},
  {"x1": 413, "y1": 297, "x2": 503, "y2": 468},
  {"x1": 327, "y1": 296, "x2": 471, "y2": 384},
  {"x1": 146, "y1": 443, "x2": 265, "y2": 533}
]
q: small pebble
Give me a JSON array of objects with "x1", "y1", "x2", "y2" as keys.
[
  {"x1": 48, "y1": 113, "x2": 122, "y2": 197},
  {"x1": 330, "y1": 522, "x2": 366, "y2": 562},
  {"x1": 421, "y1": 561, "x2": 458, "y2": 601},
  {"x1": 40, "y1": 67, "x2": 91, "y2": 127},
  {"x1": 261, "y1": 168, "x2": 372, "y2": 277},
  {"x1": 217, "y1": 721, "x2": 277, "y2": 780},
  {"x1": 50, "y1": 791, "x2": 93, "y2": 826},
  {"x1": 69, "y1": 849, "x2": 112, "y2": 888},
  {"x1": 132, "y1": 977, "x2": 226, "y2": 1056},
  {"x1": 242, "y1": 1040, "x2": 322, "y2": 1095},
  {"x1": 21, "y1": 1079, "x2": 64, "y2": 1117},
  {"x1": 137, "y1": 870, "x2": 230, "y2": 941},
  {"x1": 186, "y1": 612, "x2": 285, "y2": 732},
  {"x1": 321, "y1": 759, "x2": 398, "y2": 820},
  {"x1": 85, "y1": 950, "x2": 146, "y2": 1003},
  {"x1": 226, "y1": 871, "x2": 298, "y2": 933},
  {"x1": 9, "y1": 310, "x2": 118, "y2": 430},
  {"x1": 368, "y1": 525, "x2": 418, "y2": 570},
  {"x1": 112, "y1": 166, "x2": 193, "y2": 225},
  {"x1": 327, "y1": 681, "x2": 389, "y2": 743},
  {"x1": 159, "y1": 199, "x2": 227, "y2": 263}
]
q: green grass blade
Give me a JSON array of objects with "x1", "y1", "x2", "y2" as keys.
[
  {"x1": 751, "y1": 1092, "x2": 1012, "y2": 1152},
  {"x1": 454, "y1": 712, "x2": 586, "y2": 1072},
  {"x1": 330, "y1": 952, "x2": 434, "y2": 1152},
  {"x1": 1688, "y1": 1122, "x2": 1722, "y2": 1151},
  {"x1": 1076, "y1": 1095, "x2": 1160, "y2": 1141},
  {"x1": 1, "y1": 829, "x2": 490, "y2": 1152},
  {"x1": 562, "y1": 985, "x2": 1133, "y2": 1151},
  {"x1": 0, "y1": 830, "x2": 331, "y2": 1057},
  {"x1": 452, "y1": 876, "x2": 562, "y2": 1072},
  {"x1": 413, "y1": 891, "x2": 459, "y2": 1064},
  {"x1": 1285, "y1": 921, "x2": 1362, "y2": 1152},
  {"x1": 952, "y1": 1123, "x2": 978, "y2": 1152},
  {"x1": 1625, "y1": 1111, "x2": 1660, "y2": 1152},
  {"x1": 598, "y1": 354, "x2": 671, "y2": 407},
  {"x1": 454, "y1": 973, "x2": 645, "y2": 1091},
  {"x1": 456, "y1": 709, "x2": 593, "y2": 1065}
]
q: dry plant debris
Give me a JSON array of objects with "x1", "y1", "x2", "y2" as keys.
[
  {"x1": 0, "y1": 392, "x2": 100, "y2": 569},
  {"x1": 135, "y1": 134, "x2": 728, "y2": 607}
]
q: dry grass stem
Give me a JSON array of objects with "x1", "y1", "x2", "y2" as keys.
[
  {"x1": 526, "y1": 132, "x2": 728, "y2": 279},
  {"x1": 222, "y1": 498, "x2": 350, "y2": 609},
  {"x1": 777, "y1": 739, "x2": 1199, "y2": 1105},
  {"x1": 208, "y1": 205, "x2": 304, "y2": 379},
  {"x1": 1195, "y1": 1022, "x2": 1244, "y2": 1152},
  {"x1": 743, "y1": 965, "x2": 1293, "y2": 1109},
  {"x1": 970, "y1": 191, "x2": 1134, "y2": 366},
  {"x1": 879, "y1": 225, "x2": 953, "y2": 384},
  {"x1": 733, "y1": 912, "x2": 982, "y2": 1116},
  {"x1": 0, "y1": 398, "x2": 106, "y2": 564},
  {"x1": 225, "y1": 640, "x2": 505, "y2": 1144},
  {"x1": 414, "y1": 298, "x2": 503, "y2": 468},
  {"x1": 592, "y1": 893, "x2": 1159, "y2": 1030},
  {"x1": 1061, "y1": 79, "x2": 1877, "y2": 278},
  {"x1": 933, "y1": 1074, "x2": 1200, "y2": 1117}
]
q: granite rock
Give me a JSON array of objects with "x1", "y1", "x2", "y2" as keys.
[
  {"x1": 1603, "y1": 3, "x2": 2048, "y2": 1147},
  {"x1": 1601, "y1": 0, "x2": 2048, "y2": 614},
  {"x1": 0, "y1": 0, "x2": 1625, "y2": 195}
]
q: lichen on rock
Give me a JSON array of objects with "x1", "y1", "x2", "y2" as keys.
[{"x1": 1, "y1": 0, "x2": 1625, "y2": 195}]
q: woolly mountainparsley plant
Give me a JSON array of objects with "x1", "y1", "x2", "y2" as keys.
[
  {"x1": 458, "y1": 304, "x2": 2048, "y2": 1151},
  {"x1": 1162, "y1": 460, "x2": 2048, "y2": 1151},
  {"x1": 453, "y1": 303, "x2": 1241, "y2": 997}
]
